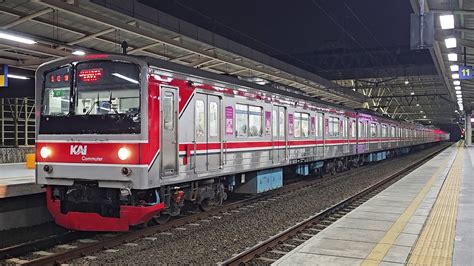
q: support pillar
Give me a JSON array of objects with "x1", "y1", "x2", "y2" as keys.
[{"x1": 466, "y1": 113, "x2": 472, "y2": 146}]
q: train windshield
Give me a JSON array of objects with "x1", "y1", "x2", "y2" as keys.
[{"x1": 40, "y1": 61, "x2": 141, "y2": 134}]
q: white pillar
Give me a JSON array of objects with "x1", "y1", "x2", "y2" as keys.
[{"x1": 466, "y1": 113, "x2": 472, "y2": 146}]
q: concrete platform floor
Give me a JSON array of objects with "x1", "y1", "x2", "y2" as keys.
[
  {"x1": 0, "y1": 163, "x2": 41, "y2": 198},
  {"x1": 274, "y1": 143, "x2": 471, "y2": 265}
]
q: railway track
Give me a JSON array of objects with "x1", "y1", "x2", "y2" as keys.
[
  {"x1": 1, "y1": 144, "x2": 449, "y2": 265},
  {"x1": 220, "y1": 144, "x2": 449, "y2": 265}
]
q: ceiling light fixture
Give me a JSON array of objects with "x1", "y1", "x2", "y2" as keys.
[
  {"x1": 72, "y1": 50, "x2": 85, "y2": 56},
  {"x1": 0, "y1": 31, "x2": 36, "y2": 44},
  {"x1": 453, "y1": 80, "x2": 460, "y2": 86},
  {"x1": 445, "y1": 38, "x2": 457, "y2": 48},
  {"x1": 8, "y1": 74, "x2": 29, "y2": 80},
  {"x1": 455, "y1": 86, "x2": 461, "y2": 90},
  {"x1": 452, "y1": 73, "x2": 460, "y2": 79},
  {"x1": 440, "y1": 14, "x2": 455, "y2": 29},
  {"x1": 456, "y1": 91, "x2": 462, "y2": 95},
  {"x1": 448, "y1": 53, "x2": 458, "y2": 61},
  {"x1": 411, "y1": 92, "x2": 415, "y2": 95},
  {"x1": 450, "y1": 65, "x2": 459, "y2": 72}
]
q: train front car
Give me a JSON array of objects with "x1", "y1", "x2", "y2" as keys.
[{"x1": 35, "y1": 55, "x2": 163, "y2": 231}]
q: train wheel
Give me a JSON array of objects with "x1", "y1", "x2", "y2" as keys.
[
  {"x1": 153, "y1": 213, "x2": 171, "y2": 225},
  {"x1": 198, "y1": 198, "x2": 210, "y2": 212}
]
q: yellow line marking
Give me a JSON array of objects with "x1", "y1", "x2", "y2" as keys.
[
  {"x1": 361, "y1": 143, "x2": 460, "y2": 265},
  {"x1": 407, "y1": 143, "x2": 464, "y2": 265}
]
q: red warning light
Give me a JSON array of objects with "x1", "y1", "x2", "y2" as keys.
[
  {"x1": 50, "y1": 75, "x2": 55, "y2": 83},
  {"x1": 56, "y1": 75, "x2": 61, "y2": 82},
  {"x1": 64, "y1": 74, "x2": 69, "y2": 82},
  {"x1": 78, "y1": 68, "x2": 103, "y2": 82}
]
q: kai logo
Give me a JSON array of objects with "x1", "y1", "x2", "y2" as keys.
[{"x1": 70, "y1": 145, "x2": 87, "y2": 156}]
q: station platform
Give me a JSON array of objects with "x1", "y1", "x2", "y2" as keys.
[
  {"x1": 274, "y1": 142, "x2": 472, "y2": 265},
  {"x1": 0, "y1": 163, "x2": 42, "y2": 198}
]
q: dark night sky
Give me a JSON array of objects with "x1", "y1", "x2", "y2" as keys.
[{"x1": 140, "y1": 0, "x2": 414, "y2": 55}]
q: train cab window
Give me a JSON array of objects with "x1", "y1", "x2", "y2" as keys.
[
  {"x1": 43, "y1": 66, "x2": 72, "y2": 116},
  {"x1": 195, "y1": 100, "x2": 205, "y2": 137},
  {"x1": 294, "y1": 112, "x2": 309, "y2": 138},
  {"x1": 209, "y1": 101, "x2": 218, "y2": 137},
  {"x1": 163, "y1": 92, "x2": 174, "y2": 130},
  {"x1": 370, "y1": 123, "x2": 377, "y2": 137},
  {"x1": 328, "y1": 117, "x2": 340, "y2": 137}
]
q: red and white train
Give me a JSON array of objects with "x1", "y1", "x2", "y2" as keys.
[{"x1": 35, "y1": 54, "x2": 449, "y2": 231}]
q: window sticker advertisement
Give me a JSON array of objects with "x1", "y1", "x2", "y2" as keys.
[
  {"x1": 225, "y1": 106, "x2": 234, "y2": 135},
  {"x1": 311, "y1": 116, "x2": 316, "y2": 135},
  {"x1": 288, "y1": 113, "x2": 294, "y2": 135},
  {"x1": 265, "y1": 111, "x2": 271, "y2": 135}
]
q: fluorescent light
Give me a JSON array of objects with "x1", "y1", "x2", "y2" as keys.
[
  {"x1": 112, "y1": 73, "x2": 139, "y2": 84},
  {"x1": 460, "y1": 106, "x2": 464, "y2": 111},
  {"x1": 453, "y1": 80, "x2": 460, "y2": 86},
  {"x1": 8, "y1": 74, "x2": 29, "y2": 80},
  {"x1": 410, "y1": 92, "x2": 415, "y2": 95},
  {"x1": 448, "y1": 53, "x2": 458, "y2": 61},
  {"x1": 455, "y1": 86, "x2": 461, "y2": 90},
  {"x1": 452, "y1": 73, "x2": 460, "y2": 79},
  {"x1": 445, "y1": 38, "x2": 457, "y2": 48},
  {"x1": 423, "y1": 115, "x2": 427, "y2": 119},
  {"x1": 457, "y1": 95, "x2": 462, "y2": 98},
  {"x1": 72, "y1": 50, "x2": 85, "y2": 56},
  {"x1": 416, "y1": 103, "x2": 420, "y2": 106},
  {"x1": 440, "y1": 14, "x2": 454, "y2": 29},
  {"x1": 456, "y1": 91, "x2": 462, "y2": 95},
  {"x1": 404, "y1": 80, "x2": 409, "y2": 85},
  {"x1": 0, "y1": 31, "x2": 36, "y2": 44},
  {"x1": 450, "y1": 65, "x2": 459, "y2": 72},
  {"x1": 420, "y1": 110, "x2": 424, "y2": 113}
]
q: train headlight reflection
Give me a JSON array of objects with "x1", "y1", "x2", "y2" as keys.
[
  {"x1": 118, "y1": 147, "x2": 131, "y2": 161},
  {"x1": 40, "y1": 147, "x2": 52, "y2": 159}
]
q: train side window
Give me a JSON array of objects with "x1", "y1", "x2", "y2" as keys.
[
  {"x1": 209, "y1": 101, "x2": 218, "y2": 137},
  {"x1": 328, "y1": 117, "x2": 339, "y2": 137},
  {"x1": 391, "y1": 126, "x2": 395, "y2": 137},
  {"x1": 248, "y1": 105, "x2": 262, "y2": 137},
  {"x1": 279, "y1": 110, "x2": 285, "y2": 137},
  {"x1": 294, "y1": 112, "x2": 309, "y2": 138},
  {"x1": 351, "y1": 120, "x2": 356, "y2": 138},
  {"x1": 236, "y1": 104, "x2": 248, "y2": 137},
  {"x1": 163, "y1": 92, "x2": 174, "y2": 130},
  {"x1": 294, "y1": 113, "x2": 301, "y2": 137},
  {"x1": 195, "y1": 100, "x2": 205, "y2": 137},
  {"x1": 382, "y1": 124, "x2": 387, "y2": 138},
  {"x1": 317, "y1": 115, "x2": 323, "y2": 137},
  {"x1": 370, "y1": 123, "x2": 377, "y2": 137},
  {"x1": 272, "y1": 110, "x2": 278, "y2": 137}
]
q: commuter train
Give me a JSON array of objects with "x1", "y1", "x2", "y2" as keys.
[{"x1": 35, "y1": 54, "x2": 449, "y2": 231}]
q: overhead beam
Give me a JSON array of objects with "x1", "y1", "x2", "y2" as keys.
[
  {"x1": 37, "y1": 0, "x2": 367, "y2": 105},
  {"x1": 0, "y1": 8, "x2": 53, "y2": 29}
]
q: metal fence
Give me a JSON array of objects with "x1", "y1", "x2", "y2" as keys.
[{"x1": 0, "y1": 97, "x2": 35, "y2": 147}]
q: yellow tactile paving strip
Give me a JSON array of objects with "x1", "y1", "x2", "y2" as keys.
[
  {"x1": 407, "y1": 143, "x2": 464, "y2": 265},
  {"x1": 361, "y1": 143, "x2": 460, "y2": 266}
]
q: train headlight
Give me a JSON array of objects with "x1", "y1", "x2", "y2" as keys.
[
  {"x1": 117, "y1": 147, "x2": 131, "y2": 161},
  {"x1": 40, "y1": 147, "x2": 52, "y2": 159}
]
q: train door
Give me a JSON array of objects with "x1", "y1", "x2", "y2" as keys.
[
  {"x1": 272, "y1": 106, "x2": 287, "y2": 162},
  {"x1": 161, "y1": 86, "x2": 178, "y2": 176},
  {"x1": 343, "y1": 117, "x2": 350, "y2": 153},
  {"x1": 194, "y1": 93, "x2": 222, "y2": 172},
  {"x1": 365, "y1": 121, "x2": 369, "y2": 151}
]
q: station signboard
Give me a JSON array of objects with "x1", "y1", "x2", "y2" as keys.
[
  {"x1": 459, "y1": 65, "x2": 473, "y2": 80},
  {"x1": 0, "y1": 65, "x2": 8, "y2": 87}
]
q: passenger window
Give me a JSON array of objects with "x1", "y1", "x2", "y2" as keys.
[
  {"x1": 294, "y1": 113, "x2": 301, "y2": 138},
  {"x1": 209, "y1": 102, "x2": 218, "y2": 137},
  {"x1": 317, "y1": 115, "x2": 323, "y2": 137},
  {"x1": 272, "y1": 110, "x2": 278, "y2": 137},
  {"x1": 236, "y1": 104, "x2": 248, "y2": 137},
  {"x1": 370, "y1": 123, "x2": 377, "y2": 137},
  {"x1": 351, "y1": 121, "x2": 356, "y2": 138},
  {"x1": 248, "y1": 105, "x2": 262, "y2": 137},
  {"x1": 382, "y1": 125, "x2": 387, "y2": 138},
  {"x1": 163, "y1": 92, "x2": 174, "y2": 130},
  {"x1": 328, "y1": 117, "x2": 340, "y2": 137},
  {"x1": 279, "y1": 110, "x2": 285, "y2": 137},
  {"x1": 195, "y1": 100, "x2": 205, "y2": 137}
]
